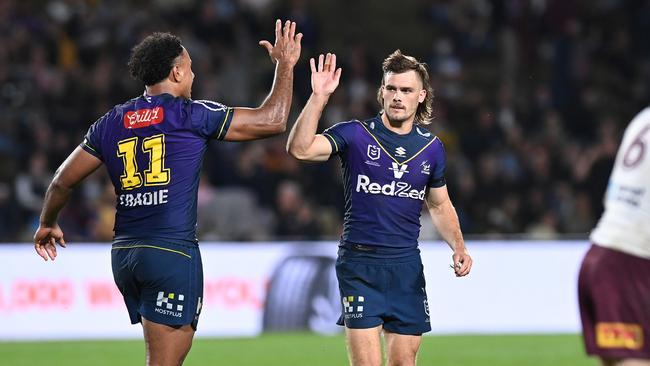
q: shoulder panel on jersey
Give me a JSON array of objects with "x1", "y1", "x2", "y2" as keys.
[
  {"x1": 192, "y1": 99, "x2": 229, "y2": 112},
  {"x1": 188, "y1": 99, "x2": 233, "y2": 140},
  {"x1": 324, "y1": 119, "x2": 361, "y2": 130},
  {"x1": 415, "y1": 125, "x2": 434, "y2": 140},
  {"x1": 322, "y1": 120, "x2": 361, "y2": 154},
  {"x1": 81, "y1": 107, "x2": 120, "y2": 159}
]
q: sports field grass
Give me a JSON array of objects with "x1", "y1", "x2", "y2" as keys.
[{"x1": 0, "y1": 333, "x2": 597, "y2": 366}]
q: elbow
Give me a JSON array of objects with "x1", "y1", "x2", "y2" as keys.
[
  {"x1": 50, "y1": 169, "x2": 74, "y2": 191},
  {"x1": 274, "y1": 121, "x2": 287, "y2": 134},
  {"x1": 286, "y1": 145, "x2": 302, "y2": 160},
  {"x1": 49, "y1": 178, "x2": 72, "y2": 195},
  {"x1": 266, "y1": 105, "x2": 288, "y2": 135},
  {"x1": 286, "y1": 144, "x2": 309, "y2": 161}
]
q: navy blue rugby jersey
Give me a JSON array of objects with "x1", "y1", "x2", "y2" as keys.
[
  {"x1": 323, "y1": 115, "x2": 446, "y2": 249},
  {"x1": 81, "y1": 93, "x2": 233, "y2": 243}
]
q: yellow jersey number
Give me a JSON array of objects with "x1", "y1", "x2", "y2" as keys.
[{"x1": 117, "y1": 134, "x2": 170, "y2": 190}]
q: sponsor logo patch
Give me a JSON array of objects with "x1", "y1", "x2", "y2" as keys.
[
  {"x1": 389, "y1": 162, "x2": 409, "y2": 179},
  {"x1": 343, "y1": 295, "x2": 364, "y2": 319},
  {"x1": 596, "y1": 322, "x2": 643, "y2": 350},
  {"x1": 124, "y1": 107, "x2": 164, "y2": 129},
  {"x1": 155, "y1": 291, "x2": 184, "y2": 318},
  {"x1": 356, "y1": 174, "x2": 425, "y2": 200}
]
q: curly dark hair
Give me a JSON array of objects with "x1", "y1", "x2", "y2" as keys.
[
  {"x1": 376, "y1": 50, "x2": 434, "y2": 125},
  {"x1": 127, "y1": 32, "x2": 183, "y2": 86}
]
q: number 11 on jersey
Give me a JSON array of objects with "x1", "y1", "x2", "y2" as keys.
[{"x1": 117, "y1": 134, "x2": 170, "y2": 190}]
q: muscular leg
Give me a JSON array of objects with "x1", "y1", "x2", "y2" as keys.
[
  {"x1": 142, "y1": 317, "x2": 195, "y2": 366},
  {"x1": 345, "y1": 325, "x2": 383, "y2": 366},
  {"x1": 602, "y1": 359, "x2": 650, "y2": 366},
  {"x1": 384, "y1": 329, "x2": 422, "y2": 366}
]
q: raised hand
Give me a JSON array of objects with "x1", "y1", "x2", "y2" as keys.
[
  {"x1": 34, "y1": 223, "x2": 66, "y2": 261},
  {"x1": 310, "y1": 53, "x2": 342, "y2": 97},
  {"x1": 259, "y1": 19, "x2": 303, "y2": 67}
]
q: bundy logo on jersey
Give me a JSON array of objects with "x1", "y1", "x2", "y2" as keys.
[
  {"x1": 123, "y1": 107, "x2": 164, "y2": 129},
  {"x1": 389, "y1": 162, "x2": 409, "y2": 179},
  {"x1": 367, "y1": 145, "x2": 381, "y2": 160},
  {"x1": 395, "y1": 146, "x2": 407, "y2": 158}
]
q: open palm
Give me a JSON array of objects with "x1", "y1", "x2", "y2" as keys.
[
  {"x1": 310, "y1": 53, "x2": 342, "y2": 97},
  {"x1": 259, "y1": 19, "x2": 303, "y2": 67}
]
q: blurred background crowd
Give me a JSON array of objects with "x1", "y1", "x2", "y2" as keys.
[{"x1": 2, "y1": 0, "x2": 650, "y2": 242}]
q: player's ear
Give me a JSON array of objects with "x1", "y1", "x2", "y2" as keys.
[
  {"x1": 170, "y1": 64, "x2": 182, "y2": 83},
  {"x1": 418, "y1": 89, "x2": 426, "y2": 103}
]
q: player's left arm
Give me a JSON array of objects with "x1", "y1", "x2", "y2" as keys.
[
  {"x1": 34, "y1": 147, "x2": 102, "y2": 261},
  {"x1": 425, "y1": 185, "x2": 472, "y2": 277}
]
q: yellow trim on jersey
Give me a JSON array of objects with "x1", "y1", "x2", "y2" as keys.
[
  {"x1": 358, "y1": 122, "x2": 438, "y2": 165},
  {"x1": 216, "y1": 107, "x2": 232, "y2": 140},
  {"x1": 112, "y1": 245, "x2": 191, "y2": 259},
  {"x1": 83, "y1": 142, "x2": 98, "y2": 153},
  {"x1": 322, "y1": 133, "x2": 339, "y2": 153}
]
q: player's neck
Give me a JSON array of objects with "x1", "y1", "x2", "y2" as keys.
[
  {"x1": 380, "y1": 113, "x2": 413, "y2": 135},
  {"x1": 145, "y1": 81, "x2": 183, "y2": 98}
]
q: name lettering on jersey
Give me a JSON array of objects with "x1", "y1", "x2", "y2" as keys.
[
  {"x1": 389, "y1": 162, "x2": 409, "y2": 179},
  {"x1": 118, "y1": 189, "x2": 169, "y2": 207},
  {"x1": 395, "y1": 146, "x2": 407, "y2": 158},
  {"x1": 123, "y1": 107, "x2": 164, "y2": 129},
  {"x1": 367, "y1": 145, "x2": 381, "y2": 160},
  {"x1": 420, "y1": 160, "x2": 430, "y2": 175},
  {"x1": 356, "y1": 175, "x2": 425, "y2": 200}
]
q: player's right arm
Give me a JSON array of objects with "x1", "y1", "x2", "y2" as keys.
[
  {"x1": 34, "y1": 147, "x2": 103, "y2": 261},
  {"x1": 287, "y1": 53, "x2": 342, "y2": 162},
  {"x1": 224, "y1": 20, "x2": 302, "y2": 141}
]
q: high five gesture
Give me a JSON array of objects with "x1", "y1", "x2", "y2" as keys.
[
  {"x1": 311, "y1": 53, "x2": 342, "y2": 97},
  {"x1": 259, "y1": 19, "x2": 303, "y2": 67}
]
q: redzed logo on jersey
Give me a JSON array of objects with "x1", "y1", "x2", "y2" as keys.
[
  {"x1": 596, "y1": 322, "x2": 644, "y2": 350},
  {"x1": 124, "y1": 107, "x2": 164, "y2": 129}
]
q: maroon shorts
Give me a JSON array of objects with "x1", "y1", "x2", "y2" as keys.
[{"x1": 578, "y1": 244, "x2": 650, "y2": 359}]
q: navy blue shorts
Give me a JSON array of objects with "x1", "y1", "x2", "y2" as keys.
[
  {"x1": 111, "y1": 240, "x2": 203, "y2": 330},
  {"x1": 335, "y1": 245, "x2": 431, "y2": 335}
]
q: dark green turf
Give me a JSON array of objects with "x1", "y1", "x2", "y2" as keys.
[{"x1": 0, "y1": 333, "x2": 598, "y2": 366}]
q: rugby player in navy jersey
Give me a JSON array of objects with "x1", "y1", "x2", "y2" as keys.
[
  {"x1": 287, "y1": 51, "x2": 472, "y2": 366},
  {"x1": 33, "y1": 20, "x2": 301, "y2": 365}
]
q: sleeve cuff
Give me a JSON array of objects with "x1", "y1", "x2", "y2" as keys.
[{"x1": 80, "y1": 141, "x2": 102, "y2": 160}]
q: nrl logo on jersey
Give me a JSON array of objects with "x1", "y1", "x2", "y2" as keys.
[
  {"x1": 367, "y1": 145, "x2": 381, "y2": 160},
  {"x1": 124, "y1": 107, "x2": 164, "y2": 129},
  {"x1": 395, "y1": 146, "x2": 407, "y2": 158},
  {"x1": 389, "y1": 162, "x2": 409, "y2": 179}
]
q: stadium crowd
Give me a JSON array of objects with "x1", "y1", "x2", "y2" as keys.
[{"x1": 2, "y1": 0, "x2": 650, "y2": 242}]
